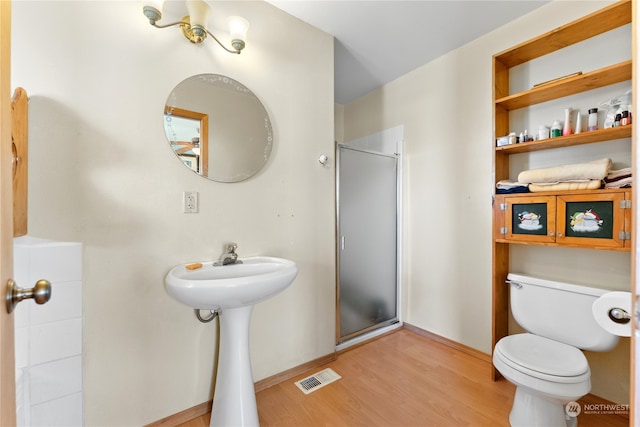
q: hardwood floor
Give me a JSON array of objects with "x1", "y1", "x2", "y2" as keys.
[{"x1": 177, "y1": 328, "x2": 628, "y2": 427}]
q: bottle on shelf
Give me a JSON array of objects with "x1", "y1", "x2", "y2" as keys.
[
  {"x1": 621, "y1": 107, "x2": 630, "y2": 126},
  {"x1": 563, "y1": 108, "x2": 572, "y2": 136},
  {"x1": 537, "y1": 124, "x2": 549, "y2": 140},
  {"x1": 588, "y1": 108, "x2": 598, "y2": 131}
]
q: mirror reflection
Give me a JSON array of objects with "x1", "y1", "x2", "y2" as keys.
[
  {"x1": 164, "y1": 107, "x2": 208, "y2": 175},
  {"x1": 164, "y1": 74, "x2": 273, "y2": 183}
]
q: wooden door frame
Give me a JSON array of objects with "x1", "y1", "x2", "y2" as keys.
[{"x1": 0, "y1": 0, "x2": 16, "y2": 425}]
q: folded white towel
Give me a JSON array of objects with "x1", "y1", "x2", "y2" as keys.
[
  {"x1": 529, "y1": 179, "x2": 592, "y2": 186},
  {"x1": 604, "y1": 177, "x2": 632, "y2": 188},
  {"x1": 496, "y1": 180, "x2": 528, "y2": 189},
  {"x1": 606, "y1": 168, "x2": 632, "y2": 180},
  {"x1": 518, "y1": 158, "x2": 612, "y2": 184},
  {"x1": 529, "y1": 180, "x2": 602, "y2": 192}
]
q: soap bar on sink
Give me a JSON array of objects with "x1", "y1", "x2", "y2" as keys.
[{"x1": 185, "y1": 263, "x2": 203, "y2": 270}]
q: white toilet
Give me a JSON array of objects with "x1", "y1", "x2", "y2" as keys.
[{"x1": 492, "y1": 273, "x2": 622, "y2": 427}]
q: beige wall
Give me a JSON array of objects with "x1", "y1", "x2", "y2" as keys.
[
  {"x1": 11, "y1": 1, "x2": 334, "y2": 425},
  {"x1": 334, "y1": 102, "x2": 344, "y2": 144},
  {"x1": 342, "y1": 0, "x2": 630, "y2": 404}
]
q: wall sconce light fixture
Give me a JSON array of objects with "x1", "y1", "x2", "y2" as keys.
[{"x1": 142, "y1": 0, "x2": 250, "y2": 54}]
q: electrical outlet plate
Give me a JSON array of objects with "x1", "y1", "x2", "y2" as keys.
[{"x1": 183, "y1": 191, "x2": 199, "y2": 213}]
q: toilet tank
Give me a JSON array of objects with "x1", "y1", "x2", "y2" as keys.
[{"x1": 507, "y1": 273, "x2": 619, "y2": 351}]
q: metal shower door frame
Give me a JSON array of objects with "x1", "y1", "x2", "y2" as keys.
[{"x1": 336, "y1": 143, "x2": 401, "y2": 344}]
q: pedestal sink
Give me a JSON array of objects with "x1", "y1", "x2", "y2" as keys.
[{"x1": 165, "y1": 257, "x2": 298, "y2": 427}]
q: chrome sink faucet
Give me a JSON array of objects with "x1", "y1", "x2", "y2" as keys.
[{"x1": 220, "y1": 243, "x2": 241, "y2": 265}]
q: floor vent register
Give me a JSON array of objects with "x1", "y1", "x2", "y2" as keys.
[{"x1": 294, "y1": 368, "x2": 342, "y2": 394}]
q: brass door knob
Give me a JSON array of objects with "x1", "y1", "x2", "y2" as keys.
[{"x1": 6, "y1": 279, "x2": 51, "y2": 314}]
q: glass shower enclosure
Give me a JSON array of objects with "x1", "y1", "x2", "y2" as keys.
[{"x1": 337, "y1": 145, "x2": 399, "y2": 342}]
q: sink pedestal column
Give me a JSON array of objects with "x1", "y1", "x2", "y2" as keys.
[{"x1": 210, "y1": 305, "x2": 259, "y2": 427}]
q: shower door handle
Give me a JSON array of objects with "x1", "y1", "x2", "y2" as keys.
[
  {"x1": 6, "y1": 278, "x2": 51, "y2": 313},
  {"x1": 340, "y1": 235, "x2": 345, "y2": 251}
]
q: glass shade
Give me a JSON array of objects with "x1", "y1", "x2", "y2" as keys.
[
  {"x1": 227, "y1": 16, "x2": 250, "y2": 43},
  {"x1": 144, "y1": 0, "x2": 164, "y2": 11},
  {"x1": 187, "y1": 0, "x2": 211, "y2": 30},
  {"x1": 142, "y1": 0, "x2": 165, "y2": 21}
]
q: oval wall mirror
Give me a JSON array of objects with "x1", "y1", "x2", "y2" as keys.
[{"x1": 164, "y1": 74, "x2": 273, "y2": 183}]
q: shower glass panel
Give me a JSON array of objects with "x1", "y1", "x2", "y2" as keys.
[{"x1": 338, "y1": 146, "x2": 398, "y2": 341}]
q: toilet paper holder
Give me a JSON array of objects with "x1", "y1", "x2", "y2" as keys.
[{"x1": 608, "y1": 307, "x2": 631, "y2": 324}]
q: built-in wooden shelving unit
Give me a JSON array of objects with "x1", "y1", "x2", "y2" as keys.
[{"x1": 491, "y1": 0, "x2": 632, "y2": 380}]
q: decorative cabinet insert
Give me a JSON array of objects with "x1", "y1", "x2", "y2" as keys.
[{"x1": 494, "y1": 189, "x2": 631, "y2": 251}]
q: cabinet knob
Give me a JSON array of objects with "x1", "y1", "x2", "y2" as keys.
[{"x1": 557, "y1": 232, "x2": 563, "y2": 237}]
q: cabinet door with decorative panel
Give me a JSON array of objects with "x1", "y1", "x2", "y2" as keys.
[
  {"x1": 556, "y1": 190, "x2": 631, "y2": 250},
  {"x1": 499, "y1": 195, "x2": 556, "y2": 244}
]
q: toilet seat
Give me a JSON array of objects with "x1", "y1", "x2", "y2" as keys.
[{"x1": 495, "y1": 333, "x2": 589, "y2": 383}]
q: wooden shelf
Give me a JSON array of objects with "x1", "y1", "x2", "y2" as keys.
[
  {"x1": 493, "y1": 239, "x2": 631, "y2": 252},
  {"x1": 494, "y1": 0, "x2": 631, "y2": 68},
  {"x1": 495, "y1": 60, "x2": 631, "y2": 111},
  {"x1": 494, "y1": 187, "x2": 629, "y2": 198},
  {"x1": 496, "y1": 125, "x2": 632, "y2": 154}
]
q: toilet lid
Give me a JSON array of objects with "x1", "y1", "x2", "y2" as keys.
[{"x1": 496, "y1": 334, "x2": 589, "y2": 377}]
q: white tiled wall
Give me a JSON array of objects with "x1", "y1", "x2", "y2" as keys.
[{"x1": 13, "y1": 236, "x2": 83, "y2": 427}]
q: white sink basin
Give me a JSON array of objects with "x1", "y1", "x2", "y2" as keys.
[
  {"x1": 165, "y1": 256, "x2": 299, "y2": 426},
  {"x1": 165, "y1": 256, "x2": 298, "y2": 310}
]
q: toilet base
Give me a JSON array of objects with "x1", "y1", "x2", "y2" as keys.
[{"x1": 510, "y1": 386, "x2": 578, "y2": 427}]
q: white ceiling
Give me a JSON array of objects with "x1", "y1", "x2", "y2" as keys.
[{"x1": 267, "y1": 0, "x2": 550, "y2": 104}]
